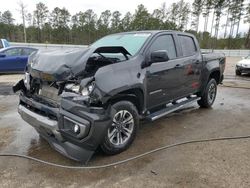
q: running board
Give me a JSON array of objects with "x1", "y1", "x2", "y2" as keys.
[{"x1": 147, "y1": 97, "x2": 201, "y2": 121}]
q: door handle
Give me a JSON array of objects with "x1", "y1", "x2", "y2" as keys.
[{"x1": 175, "y1": 64, "x2": 183, "y2": 68}]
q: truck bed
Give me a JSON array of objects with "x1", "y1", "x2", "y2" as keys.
[{"x1": 202, "y1": 52, "x2": 225, "y2": 62}]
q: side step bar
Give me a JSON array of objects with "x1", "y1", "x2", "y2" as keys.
[{"x1": 147, "y1": 97, "x2": 201, "y2": 121}]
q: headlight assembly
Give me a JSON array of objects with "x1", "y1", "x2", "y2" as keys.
[
  {"x1": 81, "y1": 81, "x2": 95, "y2": 96},
  {"x1": 81, "y1": 87, "x2": 89, "y2": 96},
  {"x1": 87, "y1": 81, "x2": 95, "y2": 93},
  {"x1": 65, "y1": 81, "x2": 95, "y2": 96},
  {"x1": 65, "y1": 84, "x2": 81, "y2": 93}
]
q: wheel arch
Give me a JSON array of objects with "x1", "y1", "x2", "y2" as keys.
[
  {"x1": 104, "y1": 88, "x2": 144, "y2": 115},
  {"x1": 209, "y1": 69, "x2": 221, "y2": 84},
  {"x1": 198, "y1": 68, "x2": 221, "y2": 97}
]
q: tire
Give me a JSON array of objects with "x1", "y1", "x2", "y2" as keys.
[
  {"x1": 100, "y1": 101, "x2": 139, "y2": 155},
  {"x1": 236, "y1": 69, "x2": 241, "y2": 76},
  {"x1": 198, "y1": 78, "x2": 217, "y2": 108}
]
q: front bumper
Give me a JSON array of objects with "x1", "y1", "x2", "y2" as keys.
[
  {"x1": 18, "y1": 93, "x2": 111, "y2": 163},
  {"x1": 236, "y1": 65, "x2": 250, "y2": 74}
]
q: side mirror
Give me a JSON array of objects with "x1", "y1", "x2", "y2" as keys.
[
  {"x1": 0, "y1": 53, "x2": 6, "y2": 58},
  {"x1": 150, "y1": 50, "x2": 169, "y2": 64}
]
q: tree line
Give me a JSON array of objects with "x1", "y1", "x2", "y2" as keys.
[{"x1": 0, "y1": 0, "x2": 250, "y2": 49}]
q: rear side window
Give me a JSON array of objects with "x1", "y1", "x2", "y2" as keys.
[
  {"x1": 179, "y1": 35, "x2": 197, "y2": 56},
  {"x1": 149, "y1": 35, "x2": 177, "y2": 60},
  {"x1": 22, "y1": 48, "x2": 36, "y2": 56}
]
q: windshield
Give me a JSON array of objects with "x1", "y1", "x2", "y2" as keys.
[
  {"x1": 91, "y1": 33, "x2": 151, "y2": 56},
  {"x1": 246, "y1": 55, "x2": 250, "y2": 59}
]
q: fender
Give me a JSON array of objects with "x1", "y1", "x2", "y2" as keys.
[
  {"x1": 90, "y1": 55, "x2": 146, "y2": 106},
  {"x1": 199, "y1": 59, "x2": 221, "y2": 95}
]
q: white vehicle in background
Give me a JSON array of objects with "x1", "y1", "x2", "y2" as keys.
[
  {"x1": 0, "y1": 39, "x2": 10, "y2": 49},
  {"x1": 236, "y1": 55, "x2": 250, "y2": 76}
]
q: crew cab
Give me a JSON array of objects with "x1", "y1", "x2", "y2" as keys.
[{"x1": 13, "y1": 31, "x2": 226, "y2": 163}]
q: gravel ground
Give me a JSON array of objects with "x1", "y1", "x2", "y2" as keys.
[{"x1": 0, "y1": 57, "x2": 250, "y2": 187}]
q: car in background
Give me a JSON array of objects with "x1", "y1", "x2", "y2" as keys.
[
  {"x1": 0, "y1": 39, "x2": 10, "y2": 49},
  {"x1": 236, "y1": 55, "x2": 250, "y2": 75},
  {"x1": 0, "y1": 47, "x2": 38, "y2": 73}
]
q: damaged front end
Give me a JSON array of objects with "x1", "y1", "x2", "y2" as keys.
[
  {"x1": 13, "y1": 46, "x2": 131, "y2": 163},
  {"x1": 14, "y1": 74, "x2": 111, "y2": 163}
]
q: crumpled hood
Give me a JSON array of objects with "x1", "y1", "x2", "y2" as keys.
[
  {"x1": 28, "y1": 46, "x2": 130, "y2": 81},
  {"x1": 29, "y1": 47, "x2": 94, "y2": 81}
]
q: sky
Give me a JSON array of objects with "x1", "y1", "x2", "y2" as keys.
[
  {"x1": 1, "y1": 0, "x2": 192, "y2": 19},
  {"x1": 0, "y1": 0, "x2": 249, "y2": 36}
]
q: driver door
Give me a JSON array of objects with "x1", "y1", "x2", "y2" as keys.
[{"x1": 145, "y1": 34, "x2": 183, "y2": 109}]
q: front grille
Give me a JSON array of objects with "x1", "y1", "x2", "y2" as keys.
[
  {"x1": 39, "y1": 85, "x2": 60, "y2": 102},
  {"x1": 32, "y1": 94, "x2": 59, "y2": 108}
]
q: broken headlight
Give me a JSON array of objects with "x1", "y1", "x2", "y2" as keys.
[
  {"x1": 65, "y1": 82, "x2": 95, "y2": 96},
  {"x1": 65, "y1": 84, "x2": 80, "y2": 93},
  {"x1": 81, "y1": 81, "x2": 95, "y2": 96}
]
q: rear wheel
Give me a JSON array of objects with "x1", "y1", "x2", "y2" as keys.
[
  {"x1": 100, "y1": 101, "x2": 139, "y2": 155},
  {"x1": 236, "y1": 69, "x2": 241, "y2": 76},
  {"x1": 198, "y1": 78, "x2": 217, "y2": 108}
]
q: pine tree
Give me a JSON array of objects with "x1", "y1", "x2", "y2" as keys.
[
  {"x1": 192, "y1": 0, "x2": 204, "y2": 32},
  {"x1": 130, "y1": 4, "x2": 150, "y2": 30},
  {"x1": 213, "y1": 0, "x2": 227, "y2": 39},
  {"x1": 245, "y1": 2, "x2": 250, "y2": 48},
  {"x1": 33, "y1": 2, "x2": 48, "y2": 42},
  {"x1": 1, "y1": 11, "x2": 15, "y2": 40},
  {"x1": 202, "y1": 0, "x2": 213, "y2": 32},
  {"x1": 167, "y1": 0, "x2": 190, "y2": 30},
  {"x1": 96, "y1": 10, "x2": 111, "y2": 37},
  {"x1": 1, "y1": 10, "x2": 14, "y2": 25},
  {"x1": 222, "y1": 0, "x2": 232, "y2": 38},
  {"x1": 121, "y1": 12, "x2": 132, "y2": 31},
  {"x1": 235, "y1": 0, "x2": 245, "y2": 37},
  {"x1": 18, "y1": 1, "x2": 27, "y2": 43},
  {"x1": 111, "y1": 11, "x2": 122, "y2": 32}
]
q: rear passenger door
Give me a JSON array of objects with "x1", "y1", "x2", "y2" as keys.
[{"x1": 177, "y1": 34, "x2": 202, "y2": 96}]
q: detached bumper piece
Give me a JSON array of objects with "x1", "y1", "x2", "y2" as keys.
[
  {"x1": 13, "y1": 79, "x2": 26, "y2": 93},
  {"x1": 18, "y1": 94, "x2": 111, "y2": 163}
]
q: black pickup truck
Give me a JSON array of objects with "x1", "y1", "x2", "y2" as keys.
[{"x1": 13, "y1": 30, "x2": 226, "y2": 163}]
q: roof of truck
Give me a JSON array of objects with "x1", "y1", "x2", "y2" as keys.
[{"x1": 109, "y1": 30, "x2": 194, "y2": 37}]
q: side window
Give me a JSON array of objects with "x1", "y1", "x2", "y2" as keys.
[
  {"x1": 149, "y1": 35, "x2": 177, "y2": 60},
  {"x1": 0, "y1": 41, "x2": 3, "y2": 49},
  {"x1": 22, "y1": 48, "x2": 36, "y2": 56},
  {"x1": 179, "y1": 35, "x2": 197, "y2": 56},
  {"x1": 4, "y1": 48, "x2": 22, "y2": 56}
]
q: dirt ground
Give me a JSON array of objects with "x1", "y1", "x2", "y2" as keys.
[{"x1": 0, "y1": 57, "x2": 250, "y2": 187}]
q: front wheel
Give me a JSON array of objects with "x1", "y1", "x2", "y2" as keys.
[
  {"x1": 100, "y1": 101, "x2": 139, "y2": 155},
  {"x1": 198, "y1": 78, "x2": 217, "y2": 108}
]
